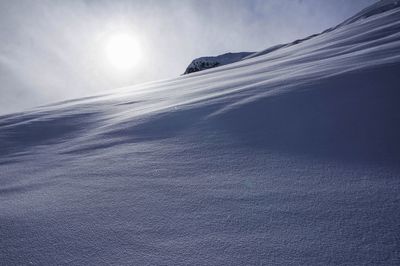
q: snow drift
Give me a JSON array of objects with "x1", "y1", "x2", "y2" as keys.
[{"x1": 1, "y1": 1, "x2": 400, "y2": 265}]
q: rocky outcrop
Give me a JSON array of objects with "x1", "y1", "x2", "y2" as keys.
[{"x1": 183, "y1": 52, "x2": 254, "y2": 74}]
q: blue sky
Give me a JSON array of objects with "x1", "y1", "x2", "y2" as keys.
[{"x1": 0, "y1": 0, "x2": 376, "y2": 114}]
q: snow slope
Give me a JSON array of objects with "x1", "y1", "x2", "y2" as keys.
[{"x1": 1, "y1": 1, "x2": 400, "y2": 265}]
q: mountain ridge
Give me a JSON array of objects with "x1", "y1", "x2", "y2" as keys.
[{"x1": 183, "y1": 0, "x2": 400, "y2": 74}]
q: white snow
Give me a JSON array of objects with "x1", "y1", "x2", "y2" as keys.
[{"x1": 1, "y1": 1, "x2": 400, "y2": 265}]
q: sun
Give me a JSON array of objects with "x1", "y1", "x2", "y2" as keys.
[{"x1": 105, "y1": 33, "x2": 142, "y2": 71}]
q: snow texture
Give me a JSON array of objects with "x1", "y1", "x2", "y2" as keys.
[{"x1": 1, "y1": 1, "x2": 400, "y2": 265}]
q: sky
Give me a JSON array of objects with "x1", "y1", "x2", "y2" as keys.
[{"x1": 0, "y1": 0, "x2": 377, "y2": 115}]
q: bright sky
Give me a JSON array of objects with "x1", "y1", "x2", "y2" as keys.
[{"x1": 0, "y1": 0, "x2": 376, "y2": 115}]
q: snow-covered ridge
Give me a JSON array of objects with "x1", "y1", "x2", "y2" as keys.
[
  {"x1": 245, "y1": 0, "x2": 400, "y2": 60},
  {"x1": 183, "y1": 52, "x2": 253, "y2": 74},
  {"x1": 341, "y1": 0, "x2": 400, "y2": 26}
]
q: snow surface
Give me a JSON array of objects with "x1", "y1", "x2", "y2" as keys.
[{"x1": 1, "y1": 1, "x2": 400, "y2": 265}]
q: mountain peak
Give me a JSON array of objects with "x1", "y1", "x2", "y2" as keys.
[{"x1": 183, "y1": 52, "x2": 254, "y2": 74}]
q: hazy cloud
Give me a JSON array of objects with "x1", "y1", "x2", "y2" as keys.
[{"x1": 0, "y1": 0, "x2": 376, "y2": 114}]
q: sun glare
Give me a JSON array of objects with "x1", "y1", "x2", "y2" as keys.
[{"x1": 105, "y1": 33, "x2": 142, "y2": 71}]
